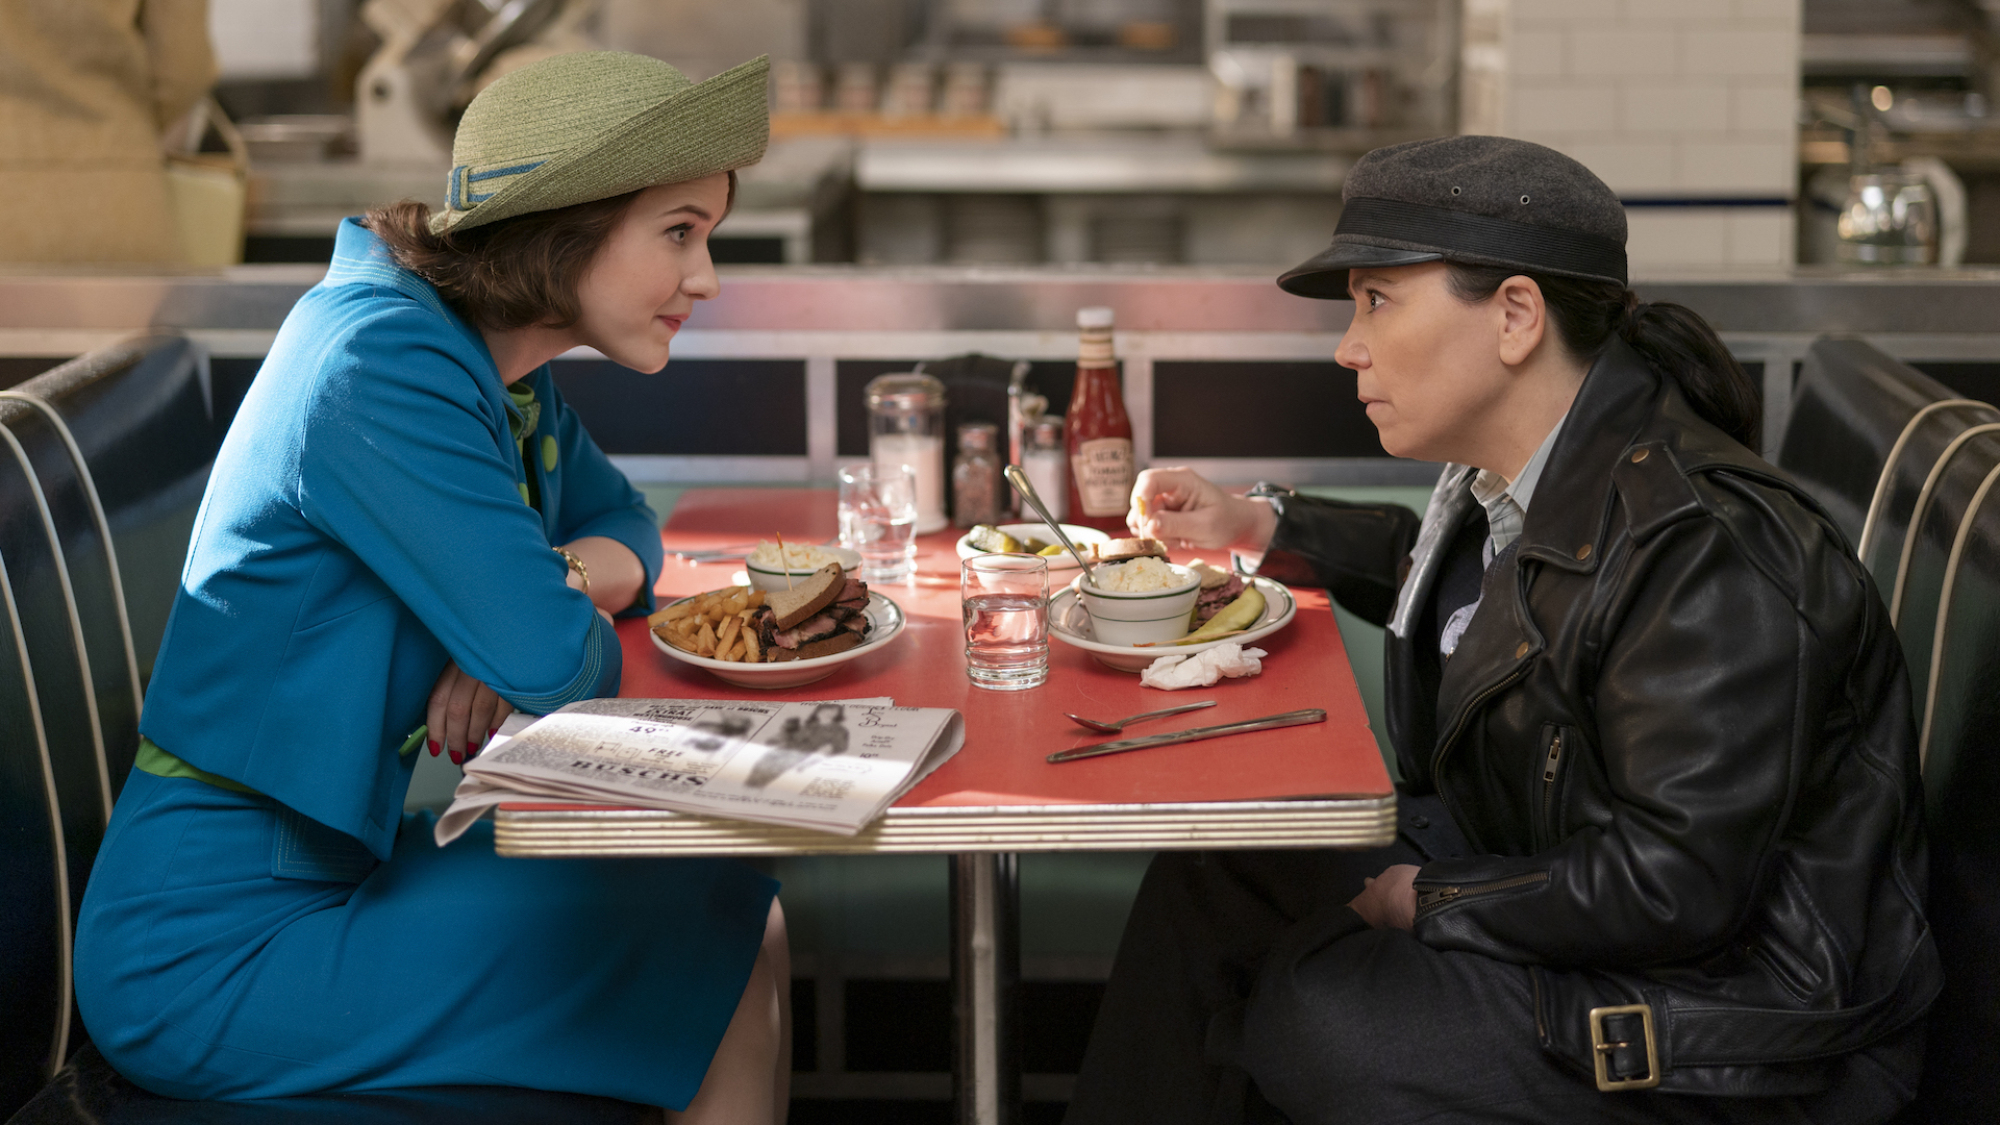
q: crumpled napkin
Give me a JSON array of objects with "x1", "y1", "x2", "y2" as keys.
[{"x1": 1140, "y1": 643, "x2": 1268, "y2": 690}]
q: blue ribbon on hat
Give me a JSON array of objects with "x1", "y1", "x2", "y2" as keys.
[{"x1": 447, "y1": 160, "x2": 549, "y2": 212}]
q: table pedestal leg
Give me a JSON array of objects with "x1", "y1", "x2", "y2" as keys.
[{"x1": 951, "y1": 852, "x2": 1020, "y2": 1125}]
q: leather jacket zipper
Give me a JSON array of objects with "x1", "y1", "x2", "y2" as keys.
[
  {"x1": 1540, "y1": 727, "x2": 1565, "y2": 844},
  {"x1": 1414, "y1": 870, "x2": 1549, "y2": 915}
]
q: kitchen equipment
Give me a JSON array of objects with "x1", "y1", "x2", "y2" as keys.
[
  {"x1": 355, "y1": 0, "x2": 597, "y2": 166},
  {"x1": 1047, "y1": 708, "x2": 1326, "y2": 763},
  {"x1": 1837, "y1": 172, "x2": 1939, "y2": 265},
  {"x1": 1004, "y1": 464, "x2": 1100, "y2": 584},
  {"x1": 1064, "y1": 700, "x2": 1217, "y2": 734}
]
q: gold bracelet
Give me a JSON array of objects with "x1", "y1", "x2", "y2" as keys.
[{"x1": 554, "y1": 546, "x2": 589, "y2": 594}]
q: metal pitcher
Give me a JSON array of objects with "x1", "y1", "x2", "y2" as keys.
[{"x1": 1836, "y1": 172, "x2": 1938, "y2": 266}]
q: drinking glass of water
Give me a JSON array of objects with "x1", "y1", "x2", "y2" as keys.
[
  {"x1": 839, "y1": 462, "x2": 919, "y2": 583},
  {"x1": 961, "y1": 554, "x2": 1050, "y2": 691}
]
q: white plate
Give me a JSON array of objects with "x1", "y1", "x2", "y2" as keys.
[
  {"x1": 649, "y1": 592, "x2": 906, "y2": 689},
  {"x1": 954, "y1": 523, "x2": 1112, "y2": 569},
  {"x1": 1048, "y1": 576, "x2": 1297, "y2": 673}
]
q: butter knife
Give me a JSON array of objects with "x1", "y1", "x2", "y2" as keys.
[{"x1": 1047, "y1": 708, "x2": 1327, "y2": 763}]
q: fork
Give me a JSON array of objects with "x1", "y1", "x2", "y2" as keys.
[{"x1": 1063, "y1": 700, "x2": 1217, "y2": 734}]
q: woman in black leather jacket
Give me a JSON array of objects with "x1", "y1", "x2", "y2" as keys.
[{"x1": 1063, "y1": 137, "x2": 1937, "y2": 1125}]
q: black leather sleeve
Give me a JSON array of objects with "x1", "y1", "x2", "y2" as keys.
[{"x1": 1239, "y1": 484, "x2": 1420, "y2": 627}]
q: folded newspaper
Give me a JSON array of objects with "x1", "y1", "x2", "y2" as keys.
[{"x1": 434, "y1": 697, "x2": 963, "y2": 844}]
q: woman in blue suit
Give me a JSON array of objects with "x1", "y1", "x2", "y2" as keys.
[{"x1": 74, "y1": 52, "x2": 790, "y2": 1121}]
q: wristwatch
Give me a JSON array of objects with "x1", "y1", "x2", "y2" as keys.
[{"x1": 553, "y1": 546, "x2": 590, "y2": 594}]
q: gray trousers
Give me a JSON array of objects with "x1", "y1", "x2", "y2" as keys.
[{"x1": 1063, "y1": 830, "x2": 1916, "y2": 1125}]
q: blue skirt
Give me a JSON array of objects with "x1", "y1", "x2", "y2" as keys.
[{"x1": 74, "y1": 769, "x2": 778, "y2": 1108}]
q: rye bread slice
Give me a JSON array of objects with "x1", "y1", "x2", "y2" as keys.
[
  {"x1": 1089, "y1": 537, "x2": 1168, "y2": 564},
  {"x1": 768, "y1": 630, "x2": 864, "y2": 663},
  {"x1": 765, "y1": 563, "x2": 846, "y2": 631}
]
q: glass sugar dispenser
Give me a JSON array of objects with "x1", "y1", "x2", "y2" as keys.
[{"x1": 864, "y1": 371, "x2": 949, "y2": 534}]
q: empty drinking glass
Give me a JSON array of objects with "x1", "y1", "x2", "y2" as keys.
[
  {"x1": 839, "y1": 462, "x2": 919, "y2": 582},
  {"x1": 961, "y1": 554, "x2": 1050, "y2": 691}
]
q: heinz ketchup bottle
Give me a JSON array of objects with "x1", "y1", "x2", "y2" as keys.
[{"x1": 1064, "y1": 306, "x2": 1136, "y2": 533}]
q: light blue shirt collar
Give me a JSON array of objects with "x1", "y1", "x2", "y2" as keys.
[{"x1": 1468, "y1": 409, "x2": 1569, "y2": 559}]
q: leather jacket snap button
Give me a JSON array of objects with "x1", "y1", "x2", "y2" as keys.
[
  {"x1": 1410, "y1": 815, "x2": 1430, "y2": 829},
  {"x1": 1576, "y1": 543, "x2": 1593, "y2": 561},
  {"x1": 1631, "y1": 448, "x2": 1649, "y2": 463},
  {"x1": 1515, "y1": 641, "x2": 1531, "y2": 659}
]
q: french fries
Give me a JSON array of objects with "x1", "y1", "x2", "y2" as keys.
[{"x1": 649, "y1": 584, "x2": 770, "y2": 662}]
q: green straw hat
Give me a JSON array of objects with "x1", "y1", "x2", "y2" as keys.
[{"x1": 433, "y1": 51, "x2": 770, "y2": 235}]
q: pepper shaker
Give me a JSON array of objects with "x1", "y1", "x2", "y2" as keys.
[{"x1": 952, "y1": 422, "x2": 1003, "y2": 529}]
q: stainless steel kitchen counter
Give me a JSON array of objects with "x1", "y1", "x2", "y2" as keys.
[{"x1": 10, "y1": 264, "x2": 2000, "y2": 335}]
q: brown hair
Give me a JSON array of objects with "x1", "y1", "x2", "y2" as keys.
[{"x1": 361, "y1": 172, "x2": 737, "y2": 331}]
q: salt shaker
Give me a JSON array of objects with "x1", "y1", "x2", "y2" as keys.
[
  {"x1": 953, "y1": 422, "x2": 1002, "y2": 529},
  {"x1": 1022, "y1": 416, "x2": 1067, "y2": 522}
]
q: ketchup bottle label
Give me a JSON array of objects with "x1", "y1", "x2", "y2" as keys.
[{"x1": 1071, "y1": 437, "x2": 1135, "y2": 517}]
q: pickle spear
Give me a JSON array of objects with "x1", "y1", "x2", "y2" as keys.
[
  {"x1": 1174, "y1": 586, "x2": 1266, "y2": 645},
  {"x1": 967, "y1": 525, "x2": 1024, "y2": 554}
]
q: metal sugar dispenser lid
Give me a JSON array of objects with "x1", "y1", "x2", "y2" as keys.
[{"x1": 865, "y1": 372, "x2": 948, "y2": 427}]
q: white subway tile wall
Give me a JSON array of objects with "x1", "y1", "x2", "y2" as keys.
[{"x1": 1459, "y1": 0, "x2": 1802, "y2": 273}]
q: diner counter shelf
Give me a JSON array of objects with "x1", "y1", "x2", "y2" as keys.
[
  {"x1": 11, "y1": 267, "x2": 2000, "y2": 482},
  {"x1": 491, "y1": 797, "x2": 1400, "y2": 857}
]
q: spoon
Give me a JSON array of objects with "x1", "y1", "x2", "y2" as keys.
[
  {"x1": 1004, "y1": 464, "x2": 1100, "y2": 587},
  {"x1": 1064, "y1": 700, "x2": 1218, "y2": 734}
]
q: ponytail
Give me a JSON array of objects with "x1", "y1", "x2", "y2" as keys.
[{"x1": 1445, "y1": 264, "x2": 1762, "y2": 451}]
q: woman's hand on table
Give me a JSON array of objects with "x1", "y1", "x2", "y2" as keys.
[
  {"x1": 427, "y1": 661, "x2": 513, "y2": 765},
  {"x1": 1129, "y1": 467, "x2": 1278, "y2": 554},
  {"x1": 1347, "y1": 864, "x2": 1421, "y2": 931}
]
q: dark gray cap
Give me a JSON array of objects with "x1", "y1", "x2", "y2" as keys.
[{"x1": 1279, "y1": 135, "x2": 1628, "y2": 300}]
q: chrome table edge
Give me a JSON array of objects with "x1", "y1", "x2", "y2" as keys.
[{"x1": 492, "y1": 795, "x2": 1397, "y2": 857}]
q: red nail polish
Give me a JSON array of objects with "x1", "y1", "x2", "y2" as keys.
[
  {"x1": 466, "y1": 741, "x2": 478, "y2": 755},
  {"x1": 488, "y1": 727, "x2": 498, "y2": 739},
  {"x1": 428, "y1": 739, "x2": 439, "y2": 757},
  {"x1": 450, "y1": 750, "x2": 463, "y2": 765}
]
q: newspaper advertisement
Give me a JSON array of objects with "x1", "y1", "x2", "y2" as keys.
[{"x1": 434, "y1": 697, "x2": 963, "y2": 843}]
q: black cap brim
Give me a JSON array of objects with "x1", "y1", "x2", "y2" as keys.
[{"x1": 1276, "y1": 241, "x2": 1444, "y2": 300}]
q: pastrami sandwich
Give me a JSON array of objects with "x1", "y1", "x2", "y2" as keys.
[
  {"x1": 751, "y1": 563, "x2": 873, "y2": 661},
  {"x1": 1187, "y1": 558, "x2": 1246, "y2": 625}
]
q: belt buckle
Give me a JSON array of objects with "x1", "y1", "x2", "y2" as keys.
[{"x1": 1588, "y1": 1003, "x2": 1661, "y2": 1092}]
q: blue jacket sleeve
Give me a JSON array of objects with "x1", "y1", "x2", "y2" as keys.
[
  {"x1": 294, "y1": 309, "x2": 620, "y2": 713},
  {"x1": 541, "y1": 370, "x2": 663, "y2": 616}
]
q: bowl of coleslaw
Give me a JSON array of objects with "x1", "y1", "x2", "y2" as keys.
[{"x1": 744, "y1": 540, "x2": 863, "y2": 592}]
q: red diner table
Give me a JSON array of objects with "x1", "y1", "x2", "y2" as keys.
[{"x1": 492, "y1": 488, "x2": 1395, "y2": 1125}]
